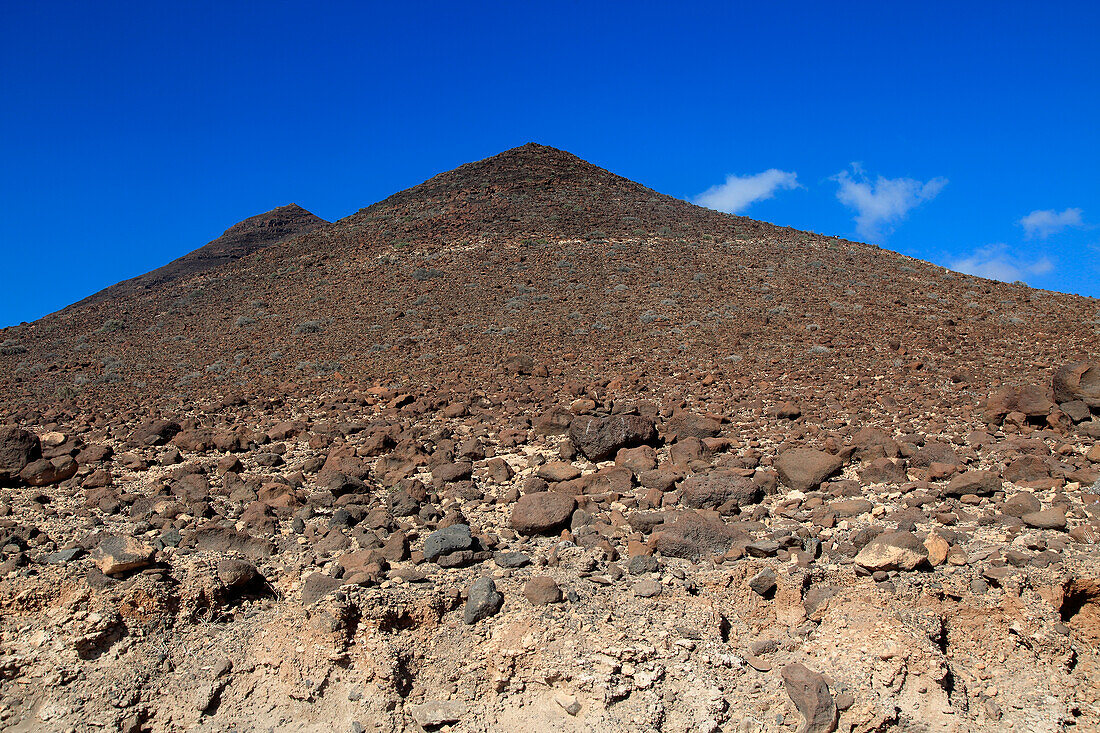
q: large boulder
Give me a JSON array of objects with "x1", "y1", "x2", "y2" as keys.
[
  {"x1": 854, "y1": 531, "x2": 928, "y2": 571},
  {"x1": 984, "y1": 384, "x2": 1053, "y2": 425},
  {"x1": 775, "y1": 449, "x2": 844, "y2": 491},
  {"x1": 1053, "y1": 362, "x2": 1100, "y2": 408},
  {"x1": 20, "y1": 456, "x2": 78, "y2": 486},
  {"x1": 511, "y1": 492, "x2": 576, "y2": 534},
  {"x1": 648, "y1": 511, "x2": 747, "y2": 559},
  {"x1": 0, "y1": 426, "x2": 40, "y2": 484},
  {"x1": 568, "y1": 414, "x2": 656, "y2": 462},
  {"x1": 680, "y1": 471, "x2": 761, "y2": 510}
]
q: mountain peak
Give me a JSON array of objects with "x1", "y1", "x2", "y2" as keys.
[{"x1": 68, "y1": 203, "x2": 328, "y2": 310}]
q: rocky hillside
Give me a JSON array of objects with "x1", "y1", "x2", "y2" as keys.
[
  {"x1": 65, "y1": 203, "x2": 328, "y2": 311},
  {"x1": 0, "y1": 144, "x2": 1097, "y2": 733}
]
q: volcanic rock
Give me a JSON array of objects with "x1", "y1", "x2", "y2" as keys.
[
  {"x1": 781, "y1": 663, "x2": 838, "y2": 733},
  {"x1": 1053, "y1": 362, "x2": 1100, "y2": 408},
  {"x1": 775, "y1": 449, "x2": 843, "y2": 491},
  {"x1": 568, "y1": 414, "x2": 656, "y2": 462},
  {"x1": 510, "y1": 492, "x2": 575, "y2": 535}
]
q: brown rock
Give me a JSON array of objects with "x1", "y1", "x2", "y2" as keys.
[
  {"x1": 92, "y1": 534, "x2": 154, "y2": 575},
  {"x1": 537, "y1": 461, "x2": 581, "y2": 482},
  {"x1": 680, "y1": 471, "x2": 760, "y2": 510},
  {"x1": 615, "y1": 445, "x2": 658, "y2": 473},
  {"x1": 510, "y1": 492, "x2": 576, "y2": 534},
  {"x1": 569, "y1": 414, "x2": 657, "y2": 462},
  {"x1": 775, "y1": 449, "x2": 843, "y2": 491},
  {"x1": 945, "y1": 470, "x2": 1002, "y2": 497},
  {"x1": 781, "y1": 663, "x2": 838, "y2": 733},
  {"x1": 20, "y1": 456, "x2": 78, "y2": 486},
  {"x1": 1022, "y1": 507, "x2": 1067, "y2": 530},
  {"x1": 648, "y1": 511, "x2": 746, "y2": 559},
  {"x1": 924, "y1": 533, "x2": 950, "y2": 566},
  {"x1": 854, "y1": 531, "x2": 928, "y2": 571},
  {"x1": 1053, "y1": 362, "x2": 1100, "y2": 408},
  {"x1": 664, "y1": 411, "x2": 721, "y2": 441},
  {"x1": 523, "y1": 576, "x2": 562, "y2": 605},
  {"x1": 985, "y1": 384, "x2": 1053, "y2": 425},
  {"x1": 0, "y1": 425, "x2": 40, "y2": 483}
]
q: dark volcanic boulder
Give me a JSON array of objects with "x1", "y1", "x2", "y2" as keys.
[
  {"x1": 1053, "y1": 362, "x2": 1100, "y2": 408},
  {"x1": 130, "y1": 419, "x2": 182, "y2": 447},
  {"x1": 0, "y1": 426, "x2": 40, "y2": 483},
  {"x1": 20, "y1": 456, "x2": 78, "y2": 486},
  {"x1": 775, "y1": 449, "x2": 843, "y2": 491},
  {"x1": 680, "y1": 471, "x2": 761, "y2": 510},
  {"x1": 648, "y1": 511, "x2": 747, "y2": 559},
  {"x1": 568, "y1": 414, "x2": 656, "y2": 462}
]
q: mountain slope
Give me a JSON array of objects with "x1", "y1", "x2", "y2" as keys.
[
  {"x1": 0, "y1": 143, "x2": 1097, "y2": 415},
  {"x1": 67, "y1": 203, "x2": 328, "y2": 310}
]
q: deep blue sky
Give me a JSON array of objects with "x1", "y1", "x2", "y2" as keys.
[{"x1": 2, "y1": 1, "x2": 1098, "y2": 326}]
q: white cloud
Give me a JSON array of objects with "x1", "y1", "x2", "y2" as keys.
[
  {"x1": 694, "y1": 169, "x2": 800, "y2": 214},
  {"x1": 832, "y1": 163, "x2": 947, "y2": 240},
  {"x1": 1019, "y1": 208, "x2": 1084, "y2": 239},
  {"x1": 949, "y1": 243, "x2": 1054, "y2": 283}
]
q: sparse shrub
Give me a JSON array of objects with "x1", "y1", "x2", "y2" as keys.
[
  {"x1": 295, "y1": 319, "x2": 325, "y2": 334},
  {"x1": 235, "y1": 316, "x2": 256, "y2": 327},
  {"x1": 98, "y1": 319, "x2": 124, "y2": 334},
  {"x1": 411, "y1": 267, "x2": 443, "y2": 281}
]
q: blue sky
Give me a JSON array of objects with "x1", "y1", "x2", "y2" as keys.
[{"x1": 2, "y1": 1, "x2": 1098, "y2": 326}]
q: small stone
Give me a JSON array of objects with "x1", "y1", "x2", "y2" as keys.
[
  {"x1": 554, "y1": 692, "x2": 581, "y2": 716},
  {"x1": 633, "y1": 579, "x2": 663, "y2": 598},
  {"x1": 748, "y1": 568, "x2": 777, "y2": 597},
  {"x1": 524, "y1": 576, "x2": 562, "y2": 605},
  {"x1": 493, "y1": 551, "x2": 531, "y2": 568},
  {"x1": 924, "y1": 533, "x2": 950, "y2": 566},
  {"x1": 463, "y1": 577, "x2": 503, "y2": 624},
  {"x1": 409, "y1": 700, "x2": 466, "y2": 729}
]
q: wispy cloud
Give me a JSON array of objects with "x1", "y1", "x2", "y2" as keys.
[
  {"x1": 832, "y1": 163, "x2": 947, "y2": 240},
  {"x1": 1019, "y1": 208, "x2": 1084, "y2": 239},
  {"x1": 949, "y1": 243, "x2": 1054, "y2": 283},
  {"x1": 694, "y1": 169, "x2": 799, "y2": 214}
]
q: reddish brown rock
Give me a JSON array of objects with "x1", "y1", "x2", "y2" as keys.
[
  {"x1": 775, "y1": 449, "x2": 843, "y2": 491},
  {"x1": 1053, "y1": 362, "x2": 1100, "y2": 408},
  {"x1": 568, "y1": 414, "x2": 657, "y2": 462},
  {"x1": 510, "y1": 492, "x2": 576, "y2": 534},
  {"x1": 984, "y1": 384, "x2": 1054, "y2": 425},
  {"x1": 648, "y1": 512, "x2": 746, "y2": 559},
  {"x1": 781, "y1": 663, "x2": 838, "y2": 733}
]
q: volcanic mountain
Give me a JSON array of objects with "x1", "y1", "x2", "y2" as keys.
[
  {"x1": 2, "y1": 143, "x2": 1095, "y2": 417},
  {"x1": 0, "y1": 144, "x2": 1099, "y2": 732}
]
